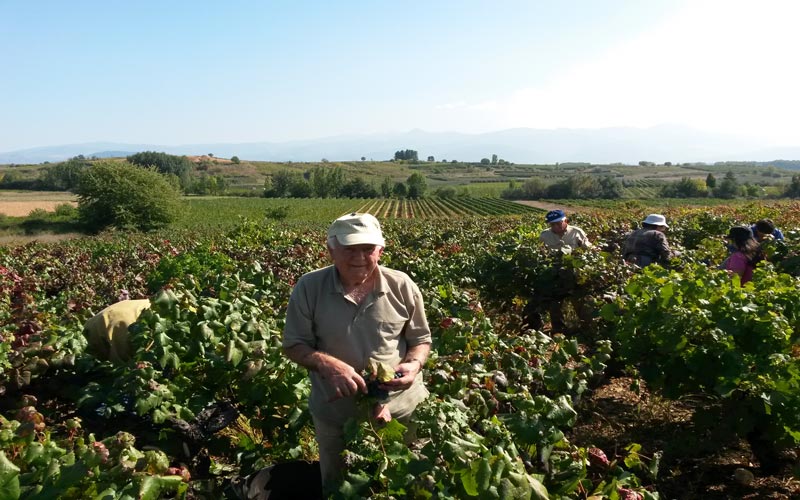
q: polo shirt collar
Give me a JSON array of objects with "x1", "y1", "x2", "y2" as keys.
[{"x1": 329, "y1": 265, "x2": 387, "y2": 296}]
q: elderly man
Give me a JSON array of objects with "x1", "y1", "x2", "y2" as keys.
[
  {"x1": 282, "y1": 213, "x2": 432, "y2": 488},
  {"x1": 524, "y1": 210, "x2": 593, "y2": 333},
  {"x1": 539, "y1": 209, "x2": 591, "y2": 250},
  {"x1": 622, "y1": 213, "x2": 673, "y2": 268}
]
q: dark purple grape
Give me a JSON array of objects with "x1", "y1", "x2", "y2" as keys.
[{"x1": 366, "y1": 380, "x2": 389, "y2": 400}]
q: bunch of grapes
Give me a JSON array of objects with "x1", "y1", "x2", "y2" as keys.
[
  {"x1": 363, "y1": 359, "x2": 401, "y2": 401},
  {"x1": 365, "y1": 371, "x2": 402, "y2": 400}
]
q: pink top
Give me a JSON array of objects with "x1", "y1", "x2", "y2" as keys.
[{"x1": 726, "y1": 252, "x2": 754, "y2": 284}]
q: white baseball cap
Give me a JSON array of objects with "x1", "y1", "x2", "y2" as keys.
[{"x1": 327, "y1": 213, "x2": 385, "y2": 247}]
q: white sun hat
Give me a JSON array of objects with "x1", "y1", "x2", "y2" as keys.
[{"x1": 642, "y1": 214, "x2": 668, "y2": 227}]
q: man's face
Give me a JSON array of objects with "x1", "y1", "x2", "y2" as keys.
[
  {"x1": 329, "y1": 243, "x2": 384, "y2": 284},
  {"x1": 549, "y1": 219, "x2": 568, "y2": 235}
]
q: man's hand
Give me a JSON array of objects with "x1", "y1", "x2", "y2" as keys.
[
  {"x1": 283, "y1": 344, "x2": 367, "y2": 402},
  {"x1": 373, "y1": 403, "x2": 392, "y2": 423},
  {"x1": 317, "y1": 356, "x2": 367, "y2": 402},
  {"x1": 380, "y1": 359, "x2": 421, "y2": 391}
]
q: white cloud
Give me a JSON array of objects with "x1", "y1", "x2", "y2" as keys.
[
  {"x1": 466, "y1": 100, "x2": 498, "y2": 111},
  {"x1": 434, "y1": 100, "x2": 467, "y2": 110},
  {"x1": 447, "y1": 0, "x2": 800, "y2": 145}
]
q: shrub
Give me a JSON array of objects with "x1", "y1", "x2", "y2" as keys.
[
  {"x1": 75, "y1": 162, "x2": 181, "y2": 232},
  {"x1": 54, "y1": 203, "x2": 77, "y2": 218}
]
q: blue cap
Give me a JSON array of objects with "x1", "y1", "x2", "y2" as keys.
[{"x1": 545, "y1": 209, "x2": 566, "y2": 224}]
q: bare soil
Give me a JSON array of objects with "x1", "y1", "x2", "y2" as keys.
[{"x1": 570, "y1": 376, "x2": 800, "y2": 499}]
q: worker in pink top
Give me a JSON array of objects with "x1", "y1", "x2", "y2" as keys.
[{"x1": 725, "y1": 226, "x2": 764, "y2": 285}]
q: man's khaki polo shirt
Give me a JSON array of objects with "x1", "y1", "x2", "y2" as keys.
[
  {"x1": 83, "y1": 299, "x2": 151, "y2": 363},
  {"x1": 539, "y1": 225, "x2": 591, "y2": 250},
  {"x1": 283, "y1": 265, "x2": 432, "y2": 424}
]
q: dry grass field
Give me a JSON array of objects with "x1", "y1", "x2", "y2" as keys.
[{"x1": 0, "y1": 191, "x2": 77, "y2": 216}]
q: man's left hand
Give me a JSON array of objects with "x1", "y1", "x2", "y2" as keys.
[{"x1": 380, "y1": 360, "x2": 421, "y2": 391}]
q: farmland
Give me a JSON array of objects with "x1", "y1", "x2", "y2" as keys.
[
  {"x1": 2, "y1": 201, "x2": 800, "y2": 499},
  {"x1": 0, "y1": 191, "x2": 77, "y2": 217},
  {"x1": 1, "y1": 194, "x2": 541, "y2": 238}
]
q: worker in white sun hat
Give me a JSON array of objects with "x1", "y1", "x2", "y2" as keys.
[{"x1": 622, "y1": 213, "x2": 674, "y2": 268}]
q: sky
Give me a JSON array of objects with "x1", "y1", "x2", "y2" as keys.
[{"x1": 1, "y1": 0, "x2": 799, "y2": 152}]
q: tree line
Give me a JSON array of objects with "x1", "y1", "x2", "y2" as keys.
[
  {"x1": 264, "y1": 167, "x2": 428, "y2": 199},
  {"x1": 658, "y1": 172, "x2": 786, "y2": 199},
  {"x1": 499, "y1": 171, "x2": 800, "y2": 200},
  {"x1": 392, "y1": 149, "x2": 510, "y2": 165},
  {"x1": 501, "y1": 175, "x2": 624, "y2": 200}
]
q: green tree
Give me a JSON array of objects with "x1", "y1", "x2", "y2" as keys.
[
  {"x1": 75, "y1": 162, "x2": 180, "y2": 232},
  {"x1": 394, "y1": 149, "x2": 418, "y2": 161},
  {"x1": 230, "y1": 156, "x2": 240, "y2": 164},
  {"x1": 190, "y1": 175, "x2": 228, "y2": 195},
  {"x1": 392, "y1": 182, "x2": 408, "y2": 198},
  {"x1": 480, "y1": 158, "x2": 491, "y2": 165},
  {"x1": 38, "y1": 158, "x2": 90, "y2": 191},
  {"x1": 427, "y1": 155, "x2": 435, "y2": 162},
  {"x1": 265, "y1": 170, "x2": 299, "y2": 197},
  {"x1": 380, "y1": 177, "x2": 393, "y2": 198},
  {"x1": 743, "y1": 183, "x2": 762, "y2": 197},
  {"x1": 491, "y1": 154, "x2": 498, "y2": 165},
  {"x1": 660, "y1": 177, "x2": 708, "y2": 198},
  {"x1": 434, "y1": 186, "x2": 457, "y2": 198},
  {"x1": 501, "y1": 178, "x2": 546, "y2": 199},
  {"x1": 126, "y1": 151, "x2": 193, "y2": 189},
  {"x1": 714, "y1": 171, "x2": 739, "y2": 199},
  {"x1": 597, "y1": 176, "x2": 623, "y2": 199},
  {"x1": 784, "y1": 174, "x2": 800, "y2": 198},
  {"x1": 0, "y1": 170, "x2": 21, "y2": 185},
  {"x1": 706, "y1": 173, "x2": 717, "y2": 189},
  {"x1": 340, "y1": 178, "x2": 378, "y2": 198},
  {"x1": 406, "y1": 172, "x2": 427, "y2": 199},
  {"x1": 264, "y1": 170, "x2": 311, "y2": 198},
  {"x1": 309, "y1": 166, "x2": 345, "y2": 197}
]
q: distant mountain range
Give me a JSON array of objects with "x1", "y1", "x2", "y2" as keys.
[{"x1": 2, "y1": 125, "x2": 799, "y2": 165}]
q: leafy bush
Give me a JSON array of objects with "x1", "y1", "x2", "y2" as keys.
[
  {"x1": 54, "y1": 203, "x2": 78, "y2": 218},
  {"x1": 75, "y1": 162, "x2": 181, "y2": 232},
  {"x1": 602, "y1": 262, "x2": 800, "y2": 464},
  {"x1": 146, "y1": 245, "x2": 235, "y2": 292}
]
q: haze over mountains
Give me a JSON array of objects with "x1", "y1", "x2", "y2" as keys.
[{"x1": 2, "y1": 125, "x2": 799, "y2": 165}]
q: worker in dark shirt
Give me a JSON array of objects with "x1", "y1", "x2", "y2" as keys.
[
  {"x1": 751, "y1": 219, "x2": 784, "y2": 242},
  {"x1": 622, "y1": 214, "x2": 673, "y2": 268}
]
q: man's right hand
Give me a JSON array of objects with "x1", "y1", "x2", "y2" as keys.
[
  {"x1": 284, "y1": 344, "x2": 367, "y2": 401},
  {"x1": 317, "y1": 356, "x2": 367, "y2": 402}
]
